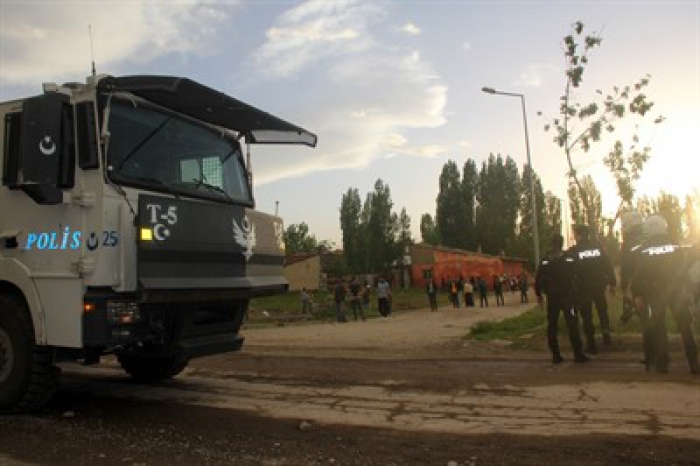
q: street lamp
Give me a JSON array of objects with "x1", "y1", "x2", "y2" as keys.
[{"x1": 481, "y1": 86, "x2": 540, "y2": 266}]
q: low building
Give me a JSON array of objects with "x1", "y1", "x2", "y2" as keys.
[
  {"x1": 284, "y1": 245, "x2": 530, "y2": 292},
  {"x1": 283, "y1": 251, "x2": 346, "y2": 291},
  {"x1": 408, "y1": 243, "x2": 530, "y2": 289}
]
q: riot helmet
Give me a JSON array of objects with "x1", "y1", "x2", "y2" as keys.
[
  {"x1": 621, "y1": 210, "x2": 644, "y2": 234},
  {"x1": 643, "y1": 214, "x2": 668, "y2": 238}
]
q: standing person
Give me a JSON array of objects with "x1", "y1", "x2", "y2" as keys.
[
  {"x1": 377, "y1": 277, "x2": 392, "y2": 319},
  {"x1": 300, "y1": 287, "x2": 312, "y2": 314},
  {"x1": 477, "y1": 277, "x2": 489, "y2": 308},
  {"x1": 535, "y1": 234, "x2": 589, "y2": 364},
  {"x1": 510, "y1": 277, "x2": 518, "y2": 295},
  {"x1": 456, "y1": 277, "x2": 464, "y2": 308},
  {"x1": 362, "y1": 280, "x2": 371, "y2": 312},
  {"x1": 518, "y1": 273, "x2": 530, "y2": 303},
  {"x1": 348, "y1": 278, "x2": 365, "y2": 321},
  {"x1": 449, "y1": 280, "x2": 459, "y2": 308},
  {"x1": 464, "y1": 278, "x2": 475, "y2": 307},
  {"x1": 426, "y1": 278, "x2": 439, "y2": 311},
  {"x1": 333, "y1": 280, "x2": 347, "y2": 323},
  {"x1": 493, "y1": 275, "x2": 505, "y2": 306},
  {"x1": 630, "y1": 215, "x2": 699, "y2": 374},
  {"x1": 569, "y1": 224, "x2": 617, "y2": 354}
]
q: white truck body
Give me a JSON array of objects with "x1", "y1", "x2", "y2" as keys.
[{"x1": 0, "y1": 75, "x2": 315, "y2": 410}]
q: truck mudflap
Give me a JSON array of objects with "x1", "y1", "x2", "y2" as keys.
[{"x1": 137, "y1": 194, "x2": 286, "y2": 293}]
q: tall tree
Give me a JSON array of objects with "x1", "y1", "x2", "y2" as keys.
[
  {"x1": 436, "y1": 160, "x2": 468, "y2": 248},
  {"x1": 544, "y1": 21, "x2": 663, "y2": 230},
  {"x1": 396, "y1": 208, "x2": 413, "y2": 263},
  {"x1": 365, "y1": 179, "x2": 400, "y2": 272},
  {"x1": 517, "y1": 164, "x2": 546, "y2": 264},
  {"x1": 476, "y1": 155, "x2": 521, "y2": 255},
  {"x1": 542, "y1": 191, "x2": 563, "y2": 248},
  {"x1": 502, "y1": 156, "x2": 522, "y2": 248},
  {"x1": 568, "y1": 175, "x2": 603, "y2": 239},
  {"x1": 461, "y1": 159, "x2": 479, "y2": 250},
  {"x1": 340, "y1": 188, "x2": 363, "y2": 272},
  {"x1": 420, "y1": 213, "x2": 440, "y2": 245},
  {"x1": 284, "y1": 222, "x2": 318, "y2": 254}
]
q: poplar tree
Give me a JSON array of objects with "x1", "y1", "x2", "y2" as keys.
[
  {"x1": 420, "y1": 213, "x2": 440, "y2": 245},
  {"x1": 567, "y1": 175, "x2": 603, "y2": 239},
  {"x1": 340, "y1": 188, "x2": 363, "y2": 272},
  {"x1": 517, "y1": 164, "x2": 546, "y2": 263},
  {"x1": 436, "y1": 160, "x2": 468, "y2": 249},
  {"x1": 461, "y1": 159, "x2": 478, "y2": 250},
  {"x1": 475, "y1": 155, "x2": 521, "y2": 255},
  {"x1": 364, "y1": 179, "x2": 401, "y2": 272}
]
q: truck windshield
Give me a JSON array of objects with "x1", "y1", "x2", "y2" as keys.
[{"x1": 106, "y1": 99, "x2": 252, "y2": 204}]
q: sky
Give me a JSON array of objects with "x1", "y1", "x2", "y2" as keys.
[{"x1": 1, "y1": 0, "x2": 698, "y2": 246}]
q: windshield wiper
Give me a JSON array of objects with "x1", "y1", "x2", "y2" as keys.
[
  {"x1": 130, "y1": 176, "x2": 179, "y2": 197},
  {"x1": 192, "y1": 179, "x2": 234, "y2": 202}
]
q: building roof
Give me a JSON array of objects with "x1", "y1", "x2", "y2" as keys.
[
  {"x1": 285, "y1": 250, "x2": 344, "y2": 266},
  {"x1": 412, "y1": 242, "x2": 529, "y2": 263},
  {"x1": 285, "y1": 252, "x2": 317, "y2": 266}
]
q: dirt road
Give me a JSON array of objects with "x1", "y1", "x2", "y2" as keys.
[{"x1": 1, "y1": 299, "x2": 699, "y2": 465}]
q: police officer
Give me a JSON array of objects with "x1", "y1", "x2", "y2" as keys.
[
  {"x1": 535, "y1": 233, "x2": 589, "y2": 364},
  {"x1": 619, "y1": 211, "x2": 645, "y2": 323},
  {"x1": 569, "y1": 224, "x2": 616, "y2": 354},
  {"x1": 630, "y1": 215, "x2": 699, "y2": 373}
]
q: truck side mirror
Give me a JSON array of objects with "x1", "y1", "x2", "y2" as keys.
[{"x1": 17, "y1": 93, "x2": 69, "y2": 204}]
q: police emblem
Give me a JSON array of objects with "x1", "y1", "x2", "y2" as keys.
[{"x1": 232, "y1": 215, "x2": 256, "y2": 261}]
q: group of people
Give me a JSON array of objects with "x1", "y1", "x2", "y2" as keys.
[
  {"x1": 535, "y1": 213, "x2": 699, "y2": 374},
  {"x1": 429, "y1": 273, "x2": 530, "y2": 311},
  {"x1": 328, "y1": 277, "x2": 393, "y2": 323}
]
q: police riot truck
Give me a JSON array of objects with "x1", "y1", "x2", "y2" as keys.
[{"x1": 0, "y1": 75, "x2": 316, "y2": 411}]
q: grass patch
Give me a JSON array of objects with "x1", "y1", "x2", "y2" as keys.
[
  {"x1": 468, "y1": 305, "x2": 546, "y2": 349},
  {"x1": 248, "y1": 286, "x2": 433, "y2": 325},
  {"x1": 466, "y1": 294, "x2": 696, "y2": 350}
]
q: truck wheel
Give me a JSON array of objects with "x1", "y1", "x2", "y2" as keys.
[
  {"x1": 117, "y1": 354, "x2": 188, "y2": 383},
  {"x1": 0, "y1": 294, "x2": 58, "y2": 412}
]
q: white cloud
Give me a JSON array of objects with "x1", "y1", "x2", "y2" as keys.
[
  {"x1": 250, "y1": 0, "x2": 449, "y2": 185},
  {"x1": 0, "y1": 0, "x2": 230, "y2": 85},
  {"x1": 401, "y1": 22, "x2": 421, "y2": 36},
  {"x1": 381, "y1": 133, "x2": 448, "y2": 158},
  {"x1": 514, "y1": 63, "x2": 560, "y2": 88},
  {"x1": 253, "y1": 0, "x2": 380, "y2": 78}
]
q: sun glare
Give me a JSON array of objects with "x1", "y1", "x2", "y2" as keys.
[{"x1": 635, "y1": 115, "x2": 699, "y2": 201}]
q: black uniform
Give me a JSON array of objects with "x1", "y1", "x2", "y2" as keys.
[
  {"x1": 619, "y1": 230, "x2": 644, "y2": 323},
  {"x1": 630, "y1": 239, "x2": 699, "y2": 373},
  {"x1": 535, "y1": 250, "x2": 586, "y2": 362},
  {"x1": 569, "y1": 239, "x2": 616, "y2": 353}
]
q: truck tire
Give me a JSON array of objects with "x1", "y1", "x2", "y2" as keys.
[
  {"x1": 0, "y1": 294, "x2": 59, "y2": 412},
  {"x1": 117, "y1": 354, "x2": 188, "y2": 383}
]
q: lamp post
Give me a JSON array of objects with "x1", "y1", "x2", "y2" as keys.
[{"x1": 481, "y1": 86, "x2": 540, "y2": 266}]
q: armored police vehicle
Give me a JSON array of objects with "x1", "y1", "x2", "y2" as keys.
[{"x1": 0, "y1": 75, "x2": 316, "y2": 411}]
